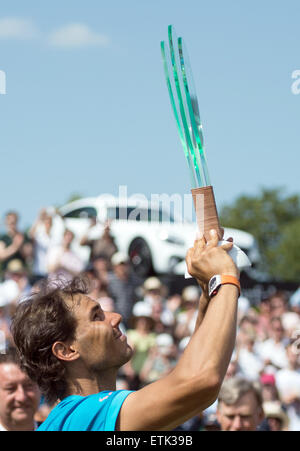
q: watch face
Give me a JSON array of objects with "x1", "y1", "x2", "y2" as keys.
[{"x1": 210, "y1": 276, "x2": 217, "y2": 291}]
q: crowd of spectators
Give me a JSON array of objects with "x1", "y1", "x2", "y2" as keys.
[{"x1": 0, "y1": 208, "x2": 300, "y2": 431}]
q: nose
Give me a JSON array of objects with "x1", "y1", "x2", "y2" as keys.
[
  {"x1": 108, "y1": 311, "x2": 123, "y2": 327},
  {"x1": 15, "y1": 385, "x2": 27, "y2": 403},
  {"x1": 231, "y1": 415, "x2": 243, "y2": 431}
]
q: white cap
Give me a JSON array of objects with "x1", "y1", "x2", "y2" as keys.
[
  {"x1": 182, "y1": 285, "x2": 199, "y2": 302},
  {"x1": 132, "y1": 301, "x2": 152, "y2": 318},
  {"x1": 143, "y1": 277, "x2": 162, "y2": 291},
  {"x1": 0, "y1": 280, "x2": 20, "y2": 307},
  {"x1": 111, "y1": 252, "x2": 128, "y2": 266},
  {"x1": 156, "y1": 333, "x2": 174, "y2": 347}
]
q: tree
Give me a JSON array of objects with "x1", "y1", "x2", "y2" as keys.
[{"x1": 220, "y1": 187, "x2": 300, "y2": 281}]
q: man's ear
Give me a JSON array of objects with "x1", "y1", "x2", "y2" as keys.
[{"x1": 52, "y1": 341, "x2": 80, "y2": 362}]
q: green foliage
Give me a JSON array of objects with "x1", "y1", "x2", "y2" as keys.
[{"x1": 220, "y1": 187, "x2": 300, "y2": 281}]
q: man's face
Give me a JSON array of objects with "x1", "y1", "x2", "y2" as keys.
[
  {"x1": 68, "y1": 295, "x2": 132, "y2": 371},
  {"x1": 217, "y1": 392, "x2": 264, "y2": 431},
  {"x1": 5, "y1": 214, "x2": 18, "y2": 234},
  {"x1": 114, "y1": 262, "x2": 129, "y2": 280},
  {"x1": 0, "y1": 363, "x2": 40, "y2": 430},
  {"x1": 270, "y1": 297, "x2": 286, "y2": 316},
  {"x1": 270, "y1": 320, "x2": 284, "y2": 341}
]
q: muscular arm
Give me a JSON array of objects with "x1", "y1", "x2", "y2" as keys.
[{"x1": 118, "y1": 231, "x2": 239, "y2": 431}]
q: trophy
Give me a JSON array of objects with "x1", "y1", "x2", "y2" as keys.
[{"x1": 161, "y1": 25, "x2": 251, "y2": 270}]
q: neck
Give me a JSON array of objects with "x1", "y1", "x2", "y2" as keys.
[{"x1": 65, "y1": 366, "x2": 118, "y2": 398}]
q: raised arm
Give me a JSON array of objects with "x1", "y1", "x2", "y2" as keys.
[{"x1": 118, "y1": 229, "x2": 239, "y2": 431}]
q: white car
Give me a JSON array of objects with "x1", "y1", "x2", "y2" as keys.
[{"x1": 54, "y1": 195, "x2": 260, "y2": 277}]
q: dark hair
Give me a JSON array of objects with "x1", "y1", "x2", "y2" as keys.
[
  {"x1": 11, "y1": 277, "x2": 89, "y2": 405},
  {"x1": 0, "y1": 346, "x2": 20, "y2": 366}
]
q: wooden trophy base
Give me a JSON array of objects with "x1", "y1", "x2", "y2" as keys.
[{"x1": 191, "y1": 186, "x2": 221, "y2": 241}]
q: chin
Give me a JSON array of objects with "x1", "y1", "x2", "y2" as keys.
[{"x1": 120, "y1": 345, "x2": 133, "y2": 366}]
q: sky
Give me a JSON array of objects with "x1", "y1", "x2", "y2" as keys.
[{"x1": 0, "y1": 0, "x2": 299, "y2": 229}]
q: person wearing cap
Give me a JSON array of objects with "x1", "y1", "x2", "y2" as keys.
[
  {"x1": 140, "y1": 333, "x2": 177, "y2": 384},
  {"x1": 263, "y1": 401, "x2": 289, "y2": 431},
  {"x1": 12, "y1": 229, "x2": 242, "y2": 431},
  {"x1": 5, "y1": 259, "x2": 32, "y2": 302},
  {"x1": 126, "y1": 302, "x2": 156, "y2": 377},
  {"x1": 142, "y1": 277, "x2": 175, "y2": 332},
  {"x1": 260, "y1": 373, "x2": 280, "y2": 404},
  {"x1": 142, "y1": 277, "x2": 165, "y2": 305},
  {"x1": 217, "y1": 376, "x2": 264, "y2": 431}
]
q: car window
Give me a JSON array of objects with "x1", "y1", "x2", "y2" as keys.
[
  {"x1": 63, "y1": 207, "x2": 97, "y2": 219},
  {"x1": 106, "y1": 207, "x2": 174, "y2": 223}
]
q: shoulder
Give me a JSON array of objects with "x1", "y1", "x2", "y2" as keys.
[{"x1": 38, "y1": 391, "x2": 133, "y2": 431}]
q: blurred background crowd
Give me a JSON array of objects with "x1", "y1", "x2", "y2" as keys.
[{"x1": 1, "y1": 208, "x2": 300, "y2": 431}]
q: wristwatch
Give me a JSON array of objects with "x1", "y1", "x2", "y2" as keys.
[{"x1": 208, "y1": 275, "x2": 241, "y2": 299}]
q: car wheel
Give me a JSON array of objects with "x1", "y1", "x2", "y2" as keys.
[{"x1": 129, "y1": 238, "x2": 153, "y2": 277}]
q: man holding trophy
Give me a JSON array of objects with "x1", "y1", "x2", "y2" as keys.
[{"x1": 10, "y1": 26, "x2": 245, "y2": 431}]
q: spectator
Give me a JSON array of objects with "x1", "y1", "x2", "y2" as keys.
[
  {"x1": 269, "y1": 292, "x2": 289, "y2": 318},
  {"x1": 80, "y1": 219, "x2": 118, "y2": 265},
  {"x1": 142, "y1": 277, "x2": 167, "y2": 307},
  {"x1": 175, "y1": 286, "x2": 199, "y2": 340},
  {"x1": 91, "y1": 255, "x2": 110, "y2": 284},
  {"x1": 236, "y1": 331, "x2": 264, "y2": 380},
  {"x1": 29, "y1": 209, "x2": 58, "y2": 279},
  {"x1": 0, "y1": 211, "x2": 28, "y2": 274},
  {"x1": 276, "y1": 343, "x2": 300, "y2": 403},
  {"x1": 260, "y1": 373, "x2": 280, "y2": 403},
  {"x1": 256, "y1": 297, "x2": 272, "y2": 341},
  {"x1": 126, "y1": 302, "x2": 156, "y2": 377},
  {"x1": 82, "y1": 266, "x2": 108, "y2": 302},
  {"x1": 107, "y1": 252, "x2": 140, "y2": 326},
  {"x1": 0, "y1": 348, "x2": 41, "y2": 431},
  {"x1": 5, "y1": 259, "x2": 32, "y2": 304},
  {"x1": 256, "y1": 317, "x2": 289, "y2": 371},
  {"x1": 216, "y1": 377, "x2": 264, "y2": 431},
  {"x1": 46, "y1": 229, "x2": 84, "y2": 280},
  {"x1": 263, "y1": 401, "x2": 289, "y2": 431},
  {"x1": 140, "y1": 333, "x2": 177, "y2": 384}
]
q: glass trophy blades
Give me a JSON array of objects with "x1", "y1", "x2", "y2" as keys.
[
  {"x1": 161, "y1": 25, "x2": 211, "y2": 188},
  {"x1": 168, "y1": 25, "x2": 204, "y2": 188},
  {"x1": 160, "y1": 41, "x2": 198, "y2": 188},
  {"x1": 178, "y1": 37, "x2": 210, "y2": 186}
]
